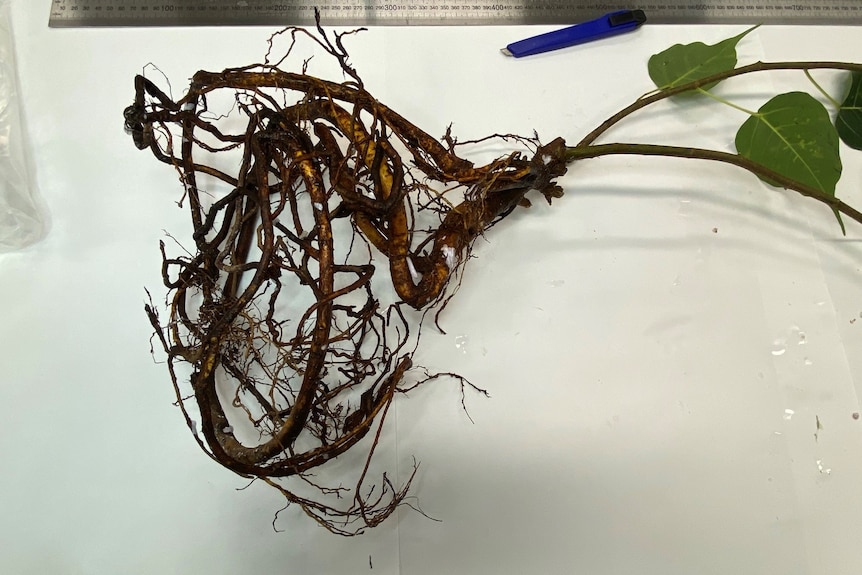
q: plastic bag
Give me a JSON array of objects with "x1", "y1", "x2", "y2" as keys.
[{"x1": 0, "y1": 1, "x2": 44, "y2": 252}]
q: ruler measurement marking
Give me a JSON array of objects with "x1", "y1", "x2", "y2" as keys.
[{"x1": 50, "y1": 0, "x2": 862, "y2": 26}]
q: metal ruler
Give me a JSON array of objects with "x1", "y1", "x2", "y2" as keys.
[{"x1": 48, "y1": 0, "x2": 862, "y2": 27}]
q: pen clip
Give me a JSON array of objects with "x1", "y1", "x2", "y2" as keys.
[{"x1": 609, "y1": 9, "x2": 647, "y2": 27}]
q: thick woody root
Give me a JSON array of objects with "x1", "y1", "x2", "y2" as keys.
[{"x1": 126, "y1": 25, "x2": 568, "y2": 534}]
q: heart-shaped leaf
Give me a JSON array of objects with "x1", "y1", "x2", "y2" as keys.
[
  {"x1": 837, "y1": 71, "x2": 862, "y2": 150},
  {"x1": 648, "y1": 26, "x2": 758, "y2": 92},
  {"x1": 736, "y1": 91, "x2": 844, "y2": 230},
  {"x1": 736, "y1": 92, "x2": 842, "y2": 195}
]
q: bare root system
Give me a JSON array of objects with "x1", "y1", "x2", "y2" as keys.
[{"x1": 125, "y1": 23, "x2": 568, "y2": 534}]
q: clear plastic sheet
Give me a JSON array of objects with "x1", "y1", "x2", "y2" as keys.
[{"x1": 0, "y1": 0, "x2": 42, "y2": 252}]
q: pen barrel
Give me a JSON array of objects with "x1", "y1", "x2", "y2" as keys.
[{"x1": 506, "y1": 10, "x2": 645, "y2": 58}]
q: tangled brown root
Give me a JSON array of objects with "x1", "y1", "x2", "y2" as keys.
[{"x1": 125, "y1": 23, "x2": 568, "y2": 534}]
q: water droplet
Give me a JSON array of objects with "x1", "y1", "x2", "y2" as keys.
[
  {"x1": 548, "y1": 279, "x2": 565, "y2": 288},
  {"x1": 454, "y1": 335, "x2": 469, "y2": 355},
  {"x1": 816, "y1": 459, "x2": 832, "y2": 475},
  {"x1": 223, "y1": 426, "x2": 234, "y2": 433},
  {"x1": 771, "y1": 337, "x2": 787, "y2": 356},
  {"x1": 798, "y1": 331, "x2": 807, "y2": 345},
  {"x1": 803, "y1": 357, "x2": 813, "y2": 366},
  {"x1": 783, "y1": 408, "x2": 795, "y2": 420}
]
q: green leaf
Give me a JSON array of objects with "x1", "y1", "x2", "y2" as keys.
[
  {"x1": 837, "y1": 71, "x2": 862, "y2": 150},
  {"x1": 735, "y1": 92, "x2": 844, "y2": 230},
  {"x1": 648, "y1": 25, "x2": 758, "y2": 92}
]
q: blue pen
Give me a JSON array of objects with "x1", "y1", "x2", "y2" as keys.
[{"x1": 501, "y1": 10, "x2": 647, "y2": 58}]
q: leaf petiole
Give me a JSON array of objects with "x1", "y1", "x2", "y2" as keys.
[
  {"x1": 804, "y1": 70, "x2": 842, "y2": 109},
  {"x1": 695, "y1": 87, "x2": 758, "y2": 116}
]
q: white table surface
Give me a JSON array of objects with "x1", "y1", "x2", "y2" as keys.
[{"x1": 3, "y1": 3, "x2": 862, "y2": 574}]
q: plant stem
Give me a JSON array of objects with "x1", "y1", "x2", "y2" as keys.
[
  {"x1": 564, "y1": 142, "x2": 862, "y2": 226},
  {"x1": 577, "y1": 60, "x2": 862, "y2": 147}
]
